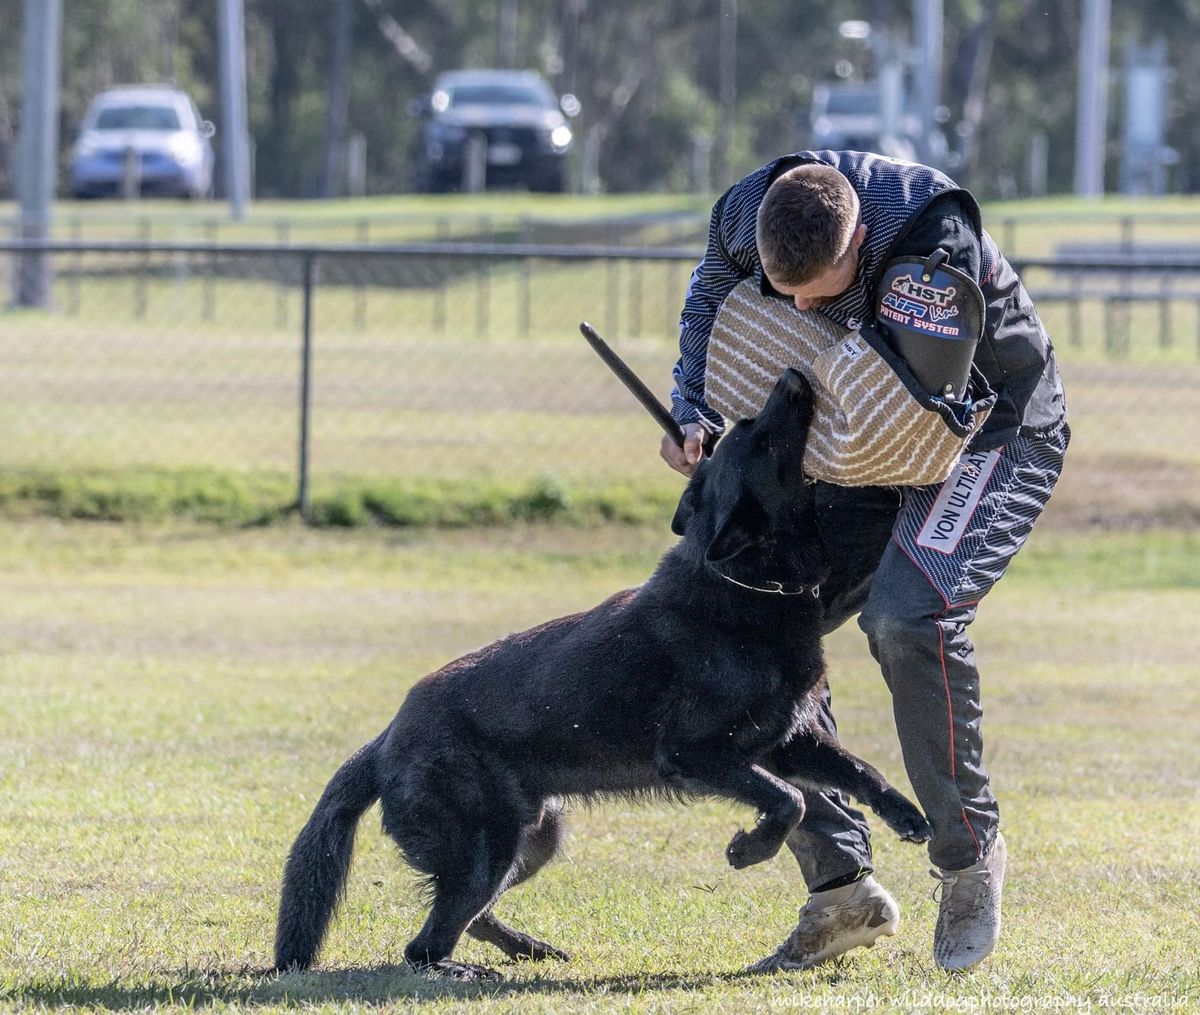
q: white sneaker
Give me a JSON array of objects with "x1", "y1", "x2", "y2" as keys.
[
  {"x1": 746, "y1": 874, "x2": 900, "y2": 972},
  {"x1": 931, "y1": 831, "x2": 1006, "y2": 971}
]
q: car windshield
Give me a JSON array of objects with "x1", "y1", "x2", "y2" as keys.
[
  {"x1": 94, "y1": 105, "x2": 181, "y2": 131},
  {"x1": 824, "y1": 90, "x2": 879, "y2": 115},
  {"x1": 449, "y1": 84, "x2": 549, "y2": 108}
]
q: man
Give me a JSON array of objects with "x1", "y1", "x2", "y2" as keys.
[{"x1": 661, "y1": 152, "x2": 1068, "y2": 972}]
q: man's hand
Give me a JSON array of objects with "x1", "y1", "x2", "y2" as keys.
[{"x1": 660, "y1": 422, "x2": 708, "y2": 477}]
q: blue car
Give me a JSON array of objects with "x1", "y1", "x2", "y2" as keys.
[{"x1": 70, "y1": 85, "x2": 214, "y2": 199}]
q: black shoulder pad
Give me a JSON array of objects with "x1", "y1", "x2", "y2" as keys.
[{"x1": 876, "y1": 251, "x2": 984, "y2": 399}]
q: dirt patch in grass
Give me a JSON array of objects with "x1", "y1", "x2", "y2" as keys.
[{"x1": 1042, "y1": 453, "x2": 1200, "y2": 530}]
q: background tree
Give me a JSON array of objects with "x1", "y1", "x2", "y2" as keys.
[{"x1": 1, "y1": 0, "x2": 1197, "y2": 200}]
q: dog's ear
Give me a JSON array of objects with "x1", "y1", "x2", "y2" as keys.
[
  {"x1": 704, "y1": 490, "x2": 770, "y2": 563},
  {"x1": 671, "y1": 473, "x2": 704, "y2": 536}
]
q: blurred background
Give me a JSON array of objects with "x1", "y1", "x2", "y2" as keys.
[
  {"x1": 3, "y1": 0, "x2": 1198, "y2": 199},
  {"x1": 0, "y1": 0, "x2": 1197, "y2": 532}
]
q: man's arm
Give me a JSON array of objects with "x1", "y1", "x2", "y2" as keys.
[
  {"x1": 875, "y1": 191, "x2": 986, "y2": 404},
  {"x1": 892, "y1": 192, "x2": 982, "y2": 282},
  {"x1": 662, "y1": 191, "x2": 755, "y2": 475},
  {"x1": 670, "y1": 191, "x2": 755, "y2": 431}
]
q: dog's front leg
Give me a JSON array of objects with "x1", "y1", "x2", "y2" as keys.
[
  {"x1": 768, "y1": 728, "x2": 931, "y2": 843},
  {"x1": 655, "y1": 750, "x2": 806, "y2": 869}
]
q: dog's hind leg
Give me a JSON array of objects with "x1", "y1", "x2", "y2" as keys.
[
  {"x1": 466, "y1": 803, "x2": 570, "y2": 963},
  {"x1": 401, "y1": 819, "x2": 525, "y2": 981},
  {"x1": 768, "y1": 728, "x2": 932, "y2": 843}
]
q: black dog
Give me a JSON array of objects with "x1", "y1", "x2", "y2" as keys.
[{"x1": 274, "y1": 369, "x2": 930, "y2": 980}]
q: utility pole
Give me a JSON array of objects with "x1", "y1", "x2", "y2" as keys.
[
  {"x1": 913, "y1": 0, "x2": 943, "y2": 167},
  {"x1": 13, "y1": 0, "x2": 63, "y2": 307},
  {"x1": 218, "y1": 0, "x2": 252, "y2": 218},
  {"x1": 560, "y1": 0, "x2": 582, "y2": 98},
  {"x1": 1074, "y1": 0, "x2": 1110, "y2": 197},
  {"x1": 320, "y1": 0, "x2": 353, "y2": 199},
  {"x1": 1119, "y1": 37, "x2": 1171, "y2": 196},
  {"x1": 712, "y1": 0, "x2": 737, "y2": 190},
  {"x1": 499, "y1": 0, "x2": 519, "y2": 68}
]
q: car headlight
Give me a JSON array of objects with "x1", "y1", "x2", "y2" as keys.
[
  {"x1": 549, "y1": 125, "x2": 572, "y2": 150},
  {"x1": 167, "y1": 134, "x2": 201, "y2": 165},
  {"x1": 73, "y1": 134, "x2": 102, "y2": 158}
]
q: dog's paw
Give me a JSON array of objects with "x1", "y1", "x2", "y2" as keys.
[
  {"x1": 410, "y1": 958, "x2": 503, "y2": 982},
  {"x1": 511, "y1": 938, "x2": 571, "y2": 963},
  {"x1": 726, "y1": 825, "x2": 787, "y2": 870},
  {"x1": 875, "y1": 788, "x2": 932, "y2": 843}
]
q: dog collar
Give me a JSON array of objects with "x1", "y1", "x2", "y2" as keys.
[{"x1": 711, "y1": 569, "x2": 821, "y2": 598}]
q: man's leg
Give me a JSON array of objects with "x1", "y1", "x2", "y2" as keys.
[
  {"x1": 859, "y1": 546, "x2": 994, "y2": 869},
  {"x1": 786, "y1": 481, "x2": 904, "y2": 889},
  {"x1": 858, "y1": 426, "x2": 1069, "y2": 969},
  {"x1": 747, "y1": 484, "x2": 902, "y2": 972}
]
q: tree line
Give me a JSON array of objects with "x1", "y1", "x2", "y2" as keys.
[{"x1": 1, "y1": 0, "x2": 1197, "y2": 202}]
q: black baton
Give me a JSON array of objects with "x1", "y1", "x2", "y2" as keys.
[{"x1": 579, "y1": 321, "x2": 686, "y2": 449}]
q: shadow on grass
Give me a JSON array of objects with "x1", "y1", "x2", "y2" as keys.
[
  {"x1": 9, "y1": 962, "x2": 790, "y2": 1009},
  {"x1": 260, "y1": 964, "x2": 747, "y2": 1005}
]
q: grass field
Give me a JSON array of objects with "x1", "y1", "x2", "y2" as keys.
[
  {"x1": 0, "y1": 518, "x2": 1197, "y2": 1012},
  {"x1": 2, "y1": 196, "x2": 1198, "y2": 1010}
]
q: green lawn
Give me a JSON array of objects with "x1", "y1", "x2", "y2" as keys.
[{"x1": 0, "y1": 519, "x2": 1196, "y2": 1012}]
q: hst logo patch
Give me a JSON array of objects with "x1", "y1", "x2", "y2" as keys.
[
  {"x1": 882, "y1": 292, "x2": 928, "y2": 319},
  {"x1": 890, "y1": 273, "x2": 958, "y2": 308}
]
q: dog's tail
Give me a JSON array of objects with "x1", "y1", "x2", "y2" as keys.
[{"x1": 273, "y1": 734, "x2": 384, "y2": 972}]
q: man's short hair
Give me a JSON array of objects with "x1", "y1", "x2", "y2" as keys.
[{"x1": 755, "y1": 164, "x2": 860, "y2": 285}]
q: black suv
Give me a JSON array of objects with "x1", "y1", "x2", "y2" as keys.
[{"x1": 416, "y1": 69, "x2": 573, "y2": 192}]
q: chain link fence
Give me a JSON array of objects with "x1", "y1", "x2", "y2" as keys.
[
  {"x1": 2, "y1": 238, "x2": 1198, "y2": 528},
  {"x1": 6, "y1": 207, "x2": 1200, "y2": 257}
]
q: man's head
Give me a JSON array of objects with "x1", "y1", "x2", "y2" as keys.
[{"x1": 756, "y1": 164, "x2": 867, "y2": 311}]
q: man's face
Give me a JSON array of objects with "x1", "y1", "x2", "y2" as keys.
[{"x1": 766, "y1": 223, "x2": 867, "y2": 312}]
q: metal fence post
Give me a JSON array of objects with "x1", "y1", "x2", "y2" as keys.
[
  {"x1": 434, "y1": 219, "x2": 448, "y2": 335},
  {"x1": 606, "y1": 257, "x2": 619, "y2": 336},
  {"x1": 1160, "y1": 277, "x2": 1173, "y2": 348},
  {"x1": 666, "y1": 261, "x2": 679, "y2": 333},
  {"x1": 631, "y1": 254, "x2": 643, "y2": 337},
  {"x1": 476, "y1": 256, "x2": 490, "y2": 339},
  {"x1": 519, "y1": 255, "x2": 532, "y2": 338},
  {"x1": 203, "y1": 219, "x2": 218, "y2": 320},
  {"x1": 355, "y1": 218, "x2": 368, "y2": 330},
  {"x1": 275, "y1": 221, "x2": 290, "y2": 328},
  {"x1": 297, "y1": 251, "x2": 315, "y2": 522},
  {"x1": 68, "y1": 216, "x2": 81, "y2": 315},
  {"x1": 135, "y1": 218, "x2": 150, "y2": 318}
]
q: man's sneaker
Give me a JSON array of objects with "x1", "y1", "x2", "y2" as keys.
[
  {"x1": 931, "y1": 831, "x2": 1007, "y2": 971},
  {"x1": 745, "y1": 874, "x2": 900, "y2": 972}
]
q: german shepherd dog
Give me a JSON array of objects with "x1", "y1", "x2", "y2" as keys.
[{"x1": 274, "y1": 369, "x2": 930, "y2": 980}]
